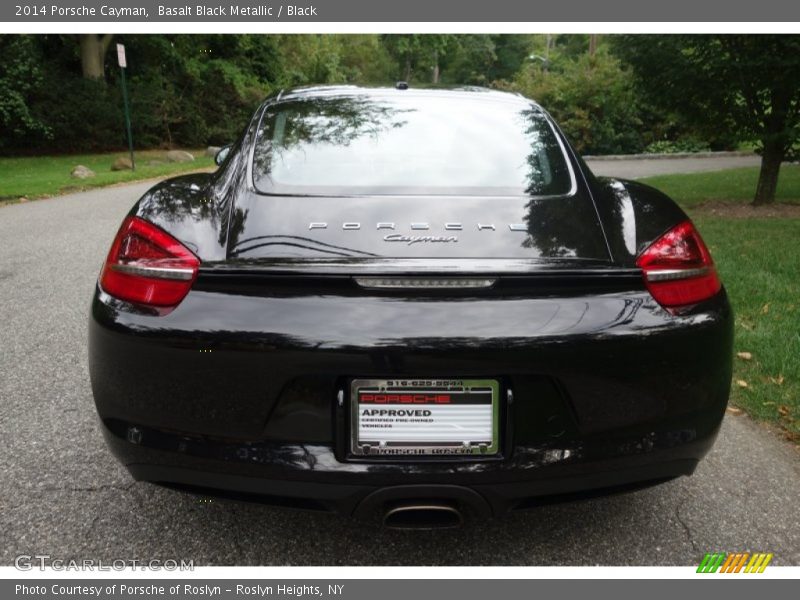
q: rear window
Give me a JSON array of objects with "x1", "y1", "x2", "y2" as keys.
[{"x1": 252, "y1": 94, "x2": 574, "y2": 196}]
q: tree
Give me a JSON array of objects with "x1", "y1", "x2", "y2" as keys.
[
  {"x1": 380, "y1": 35, "x2": 418, "y2": 81},
  {"x1": 506, "y1": 48, "x2": 645, "y2": 155},
  {"x1": 614, "y1": 35, "x2": 800, "y2": 205},
  {"x1": 79, "y1": 34, "x2": 113, "y2": 79},
  {"x1": 444, "y1": 35, "x2": 497, "y2": 85},
  {"x1": 588, "y1": 34, "x2": 599, "y2": 56},
  {"x1": 490, "y1": 35, "x2": 534, "y2": 80},
  {"x1": 0, "y1": 36, "x2": 52, "y2": 150},
  {"x1": 380, "y1": 35, "x2": 456, "y2": 83},
  {"x1": 443, "y1": 35, "x2": 534, "y2": 85}
]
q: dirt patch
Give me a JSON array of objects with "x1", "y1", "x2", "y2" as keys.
[{"x1": 688, "y1": 201, "x2": 800, "y2": 219}]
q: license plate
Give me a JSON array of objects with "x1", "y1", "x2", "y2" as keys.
[{"x1": 350, "y1": 378, "x2": 500, "y2": 457}]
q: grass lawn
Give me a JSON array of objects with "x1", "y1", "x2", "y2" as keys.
[
  {"x1": 640, "y1": 167, "x2": 800, "y2": 439},
  {"x1": 693, "y1": 217, "x2": 800, "y2": 438},
  {"x1": 640, "y1": 164, "x2": 800, "y2": 207},
  {"x1": 0, "y1": 149, "x2": 215, "y2": 201}
]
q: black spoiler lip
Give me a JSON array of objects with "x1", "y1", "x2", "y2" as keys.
[{"x1": 198, "y1": 257, "x2": 639, "y2": 277}]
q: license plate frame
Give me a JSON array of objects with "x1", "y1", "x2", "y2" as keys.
[{"x1": 349, "y1": 378, "x2": 500, "y2": 457}]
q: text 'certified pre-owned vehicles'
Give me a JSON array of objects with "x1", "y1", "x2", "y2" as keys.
[{"x1": 90, "y1": 85, "x2": 732, "y2": 528}]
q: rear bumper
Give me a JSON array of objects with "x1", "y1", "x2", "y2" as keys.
[
  {"x1": 105, "y1": 421, "x2": 712, "y2": 518},
  {"x1": 89, "y1": 284, "x2": 733, "y2": 517}
]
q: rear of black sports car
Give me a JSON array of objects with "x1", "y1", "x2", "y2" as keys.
[{"x1": 89, "y1": 86, "x2": 732, "y2": 527}]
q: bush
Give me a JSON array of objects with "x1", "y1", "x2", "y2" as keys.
[
  {"x1": 0, "y1": 34, "x2": 728, "y2": 156},
  {"x1": 0, "y1": 34, "x2": 402, "y2": 156},
  {"x1": 0, "y1": 36, "x2": 52, "y2": 152},
  {"x1": 31, "y1": 76, "x2": 125, "y2": 153},
  {"x1": 644, "y1": 139, "x2": 712, "y2": 154},
  {"x1": 502, "y1": 50, "x2": 646, "y2": 155}
]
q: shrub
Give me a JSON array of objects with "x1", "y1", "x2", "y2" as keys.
[
  {"x1": 502, "y1": 50, "x2": 646, "y2": 155},
  {"x1": 645, "y1": 139, "x2": 712, "y2": 154}
]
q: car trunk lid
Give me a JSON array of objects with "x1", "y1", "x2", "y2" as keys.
[{"x1": 226, "y1": 191, "x2": 611, "y2": 263}]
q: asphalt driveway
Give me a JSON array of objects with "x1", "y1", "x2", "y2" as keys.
[
  {"x1": 1, "y1": 156, "x2": 798, "y2": 565},
  {"x1": 586, "y1": 154, "x2": 762, "y2": 179}
]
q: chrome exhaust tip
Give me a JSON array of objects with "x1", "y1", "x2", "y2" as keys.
[{"x1": 383, "y1": 503, "x2": 464, "y2": 530}]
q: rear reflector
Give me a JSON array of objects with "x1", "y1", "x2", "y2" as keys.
[
  {"x1": 636, "y1": 220, "x2": 721, "y2": 310},
  {"x1": 99, "y1": 216, "x2": 200, "y2": 308}
]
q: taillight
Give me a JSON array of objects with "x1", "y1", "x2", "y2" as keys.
[
  {"x1": 636, "y1": 220, "x2": 721, "y2": 310},
  {"x1": 99, "y1": 216, "x2": 199, "y2": 308}
]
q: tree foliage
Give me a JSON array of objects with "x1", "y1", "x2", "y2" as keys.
[
  {"x1": 504, "y1": 49, "x2": 646, "y2": 155},
  {"x1": 3, "y1": 30, "x2": 794, "y2": 195},
  {"x1": 613, "y1": 35, "x2": 800, "y2": 205},
  {"x1": 0, "y1": 34, "x2": 397, "y2": 154},
  {"x1": 0, "y1": 36, "x2": 51, "y2": 150}
]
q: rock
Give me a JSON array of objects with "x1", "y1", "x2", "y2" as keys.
[
  {"x1": 147, "y1": 160, "x2": 166, "y2": 167},
  {"x1": 111, "y1": 157, "x2": 133, "y2": 171},
  {"x1": 71, "y1": 165, "x2": 96, "y2": 179},
  {"x1": 166, "y1": 150, "x2": 195, "y2": 163},
  {"x1": 205, "y1": 146, "x2": 222, "y2": 157}
]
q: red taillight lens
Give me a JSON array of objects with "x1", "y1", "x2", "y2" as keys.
[
  {"x1": 636, "y1": 220, "x2": 721, "y2": 310},
  {"x1": 99, "y1": 216, "x2": 200, "y2": 307}
]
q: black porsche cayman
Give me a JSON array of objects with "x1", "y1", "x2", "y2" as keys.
[{"x1": 89, "y1": 85, "x2": 732, "y2": 527}]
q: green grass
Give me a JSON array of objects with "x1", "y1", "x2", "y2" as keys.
[
  {"x1": 640, "y1": 164, "x2": 800, "y2": 207},
  {"x1": 0, "y1": 149, "x2": 214, "y2": 200},
  {"x1": 640, "y1": 165, "x2": 800, "y2": 438},
  {"x1": 692, "y1": 217, "x2": 800, "y2": 438}
]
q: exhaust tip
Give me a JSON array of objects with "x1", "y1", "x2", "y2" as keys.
[{"x1": 383, "y1": 503, "x2": 464, "y2": 530}]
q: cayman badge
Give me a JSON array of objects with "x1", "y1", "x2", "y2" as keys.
[{"x1": 383, "y1": 234, "x2": 458, "y2": 245}]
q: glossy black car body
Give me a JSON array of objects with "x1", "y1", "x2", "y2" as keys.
[{"x1": 89, "y1": 86, "x2": 732, "y2": 524}]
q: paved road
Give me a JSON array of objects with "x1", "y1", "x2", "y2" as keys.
[
  {"x1": 586, "y1": 154, "x2": 762, "y2": 179},
  {"x1": 1, "y1": 161, "x2": 798, "y2": 566}
]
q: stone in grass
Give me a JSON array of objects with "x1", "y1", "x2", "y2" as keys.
[
  {"x1": 147, "y1": 160, "x2": 166, "y2": 167},
  {"x1": 166, "y1": 150, "x2": 195, "y2": 163},
  {"x1": 71, "y1": 165, "x2": 96, "y2": 179},
  {"x1": 205, "y1": 146, "x2": 221, "y2": 157},
  {"x1": 111, "y1": 157, "x2": 133, "y2": 171}
]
